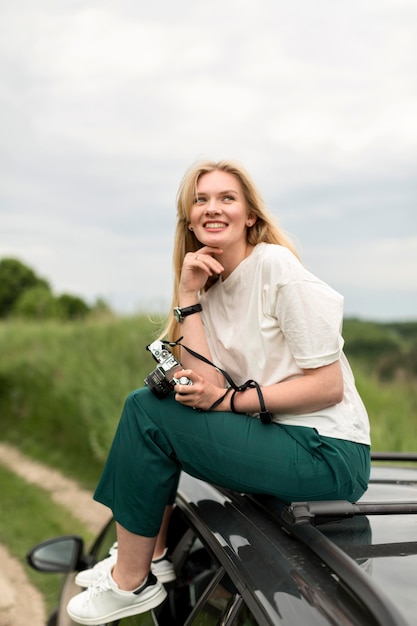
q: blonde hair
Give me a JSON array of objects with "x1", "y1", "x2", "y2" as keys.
[{"x1": 163, "y1": 159, "x2": 300, "y2": 345}]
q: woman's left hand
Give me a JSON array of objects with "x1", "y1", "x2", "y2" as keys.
[{"x1": 174, "y1": 370, "x2": 228, "y2": 412}]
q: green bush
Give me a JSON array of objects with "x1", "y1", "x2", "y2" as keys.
[
  {"x1": 0, "y1": 258, "x2": 50, "y2": 317},
  {"x1": 343, "y1": 319, "x2": 401, "y2": 360},
  {"x1": 13, "y1": 285, "x2": 61, "y2": 319},
  {"x1": 343, "y1": 318, "x2": 417, "y2": 382},
  {"x1": 56, "y1": 293, "x2": 90, "y2": 319}
]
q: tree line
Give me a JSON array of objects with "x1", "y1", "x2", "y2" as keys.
[
  {"x1": 1, "y1": 257, "x2": 416, "y2": 381},
  {"x1": 342, "y1": 318, "x2": 417, "y2": 381},
  {"x1": 0, "y1": 257, "x2": 108, "y2": 320}
]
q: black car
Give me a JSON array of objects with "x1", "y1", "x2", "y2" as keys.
[{"x1": 27, "y1": 452, "x2": 417, "y2": 626}]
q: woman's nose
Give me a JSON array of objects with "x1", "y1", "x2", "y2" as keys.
[{"x1": 205, "y1": 200, "x2": 221, "y2": 215}]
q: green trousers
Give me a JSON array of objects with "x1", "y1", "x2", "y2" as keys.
[{"x1": 94, "y1": 387, "x2": 370, "y2": 536}]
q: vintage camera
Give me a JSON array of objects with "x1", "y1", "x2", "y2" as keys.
[{"x1": 145, "y1": 340, "x2": 192, "y2": 398}]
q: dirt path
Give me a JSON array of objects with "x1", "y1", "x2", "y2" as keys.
[{"x1": 0, "y1": 442, "x2": 110, "y2": 626}]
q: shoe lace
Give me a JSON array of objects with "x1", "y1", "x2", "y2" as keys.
[{"x1": 85, "y1": 570, "x2": 110, "y2": 599}]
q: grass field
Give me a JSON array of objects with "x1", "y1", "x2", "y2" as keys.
[{"x1": 0, "y1": 463, "x2": 94, "y2": 614}]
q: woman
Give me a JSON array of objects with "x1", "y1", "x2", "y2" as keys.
[{"x1": 68, "y1": 160, "x2": 371, "y2": 625}]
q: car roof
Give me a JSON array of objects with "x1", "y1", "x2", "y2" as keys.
[{"x1": 176, "y1": 455, "x2": 417, "y2": 626}]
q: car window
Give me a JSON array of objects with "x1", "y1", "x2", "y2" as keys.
[
  {"x1": 230, "y1": 604, "x2": 258, "y2": 626},
  {"x1": 153, "y1": 519, "x2": 258, "y2": 626},
  {"x1": 154, "y1": 531, "x2": 220, "y2": 625},
  {"x1": 186, "y1": 567, "x2": 233, "y2": 625},
  {"x1": 87, "y1": 515, "x2": 259, "y2": 626},
  {"x1": 187, "y1": 575, "x2": 258, "y2": 625}
]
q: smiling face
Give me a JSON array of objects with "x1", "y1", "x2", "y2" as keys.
[{"x1": 188, "y1": 170, "x2": 256, "y2": 251}]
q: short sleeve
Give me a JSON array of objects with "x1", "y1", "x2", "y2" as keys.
[{"x1": 275, "y1": 278, "x2": 345, "y2": 369}]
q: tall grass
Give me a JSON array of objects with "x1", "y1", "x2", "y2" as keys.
[
  {"x1": 0, "y1": 314, "x2": 165, "y2": 488},
  {"x1": 351, "y1": 359, "x2": 417, "y2": 451},
  {"x1": 0, "y1": 315, "x2": 416, "y2": 491}
]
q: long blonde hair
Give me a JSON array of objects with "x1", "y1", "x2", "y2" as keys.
[{"x1": 162, "y1": 159, "x2": 299, "y2": 345}]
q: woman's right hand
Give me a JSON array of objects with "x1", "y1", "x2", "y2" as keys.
[
  {"x1": 176, "y1": 247, "x2": 225, "y2": 387},
  {"x1": 174, "y1": 369, "x2": 229, "y2": 412},
  {"x1": 179, "y1": 247, "x2": 224, "y2": 296}
]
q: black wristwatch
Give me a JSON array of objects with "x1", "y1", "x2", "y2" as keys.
[{"x1": 173, "y1": 303, "x2": 202, "y2": 323}]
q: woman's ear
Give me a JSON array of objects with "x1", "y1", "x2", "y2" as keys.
[
  {"x1": 188, "y1": 224, "x2": 194, "y2": 231},
  {"x1": 246, "y1": 215, "x2": 257, "y2": 227}
]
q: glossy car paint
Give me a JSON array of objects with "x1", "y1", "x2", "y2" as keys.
[{"x1": 27, "y1": 458, "x2": 417, "y2": 626}]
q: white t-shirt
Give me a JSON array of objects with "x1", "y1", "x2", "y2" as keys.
[{"x1": 200, "y1": 242, "x2": 370, "y2": 445}]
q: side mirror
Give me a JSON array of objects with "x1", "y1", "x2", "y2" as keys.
[{"x1": 26, "y1": 535, "x2": 86, "y2": 573}]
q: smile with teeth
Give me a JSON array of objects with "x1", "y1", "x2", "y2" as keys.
[{"x1": 204, "y1": 222, "x2": 227, "y2": 229}]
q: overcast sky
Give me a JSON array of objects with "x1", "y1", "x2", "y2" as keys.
[{"x1": 1, "y1": 0, "x2": 416, "y2": 321}]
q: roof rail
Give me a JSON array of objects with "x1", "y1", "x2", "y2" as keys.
[
  {"x1": 250, "y1": 494, "x2": 410, "y2": 626},
  {"x1": 282, "y1": 500, "x2": 417, "y2": 526},
  {"x1": 371, "y1": 451, "x2": 417, "y2": 462},
  {"x1": 279, "y1": 505, "x2": 409, "y2": 626}
]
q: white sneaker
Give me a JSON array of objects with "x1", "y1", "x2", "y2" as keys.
[
  {"x1": 75, "y1": 552, "x2": 117, "y2": 588},
  {"x1": 151, "y1": 548, "x2": 176, "y2": 583},
  {"x1": 67, "y1": 570, "x2": 167, "y2": 625},
  {"x1": 75, "y1": 544, "x2": 176, "y2": 587}
]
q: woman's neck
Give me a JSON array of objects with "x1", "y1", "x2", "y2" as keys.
[{"x1": 217, "y1": 242, "x2": 255, "y2": 279}]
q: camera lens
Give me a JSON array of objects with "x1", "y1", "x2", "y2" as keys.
[{"x1": 145, "y1": 367, "x2": 174, "y2": 398}]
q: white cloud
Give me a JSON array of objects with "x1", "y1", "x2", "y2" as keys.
[
  {"x1": 0, "y1": 0, "x2": 416, "y2": 319},
  {"x1": 308, "y1": 237, "x2": 417, "y2": 290}
]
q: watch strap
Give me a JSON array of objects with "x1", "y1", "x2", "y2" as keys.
[{"x1": 174, "y1": 303, "x2": 202, "y2": 322}]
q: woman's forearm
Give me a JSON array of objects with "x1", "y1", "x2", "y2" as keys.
[
  {"x1": 221, "y1": 361, "x2": 344, "y2": 415},
  {"x1": 177, "y1": 293, "x2": 224, "y2": 387}
]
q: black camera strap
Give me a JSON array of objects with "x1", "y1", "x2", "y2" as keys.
[{"x1": 165, "y1": 338, "x2": 273, "y2": 425}]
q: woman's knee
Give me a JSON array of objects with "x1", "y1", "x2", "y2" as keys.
[
  {"x1": 125, "y1": 386, "x2": 148, "y2": 404},
  {"x1": 123, "y1": 387, "x2": 154, "y2": 416},
  {"x1": 117, "y1": 388, "x2": 153, "y2": 436},
  {"x1": 121, "y1": 387, "x2": 178, "y2": 430}
]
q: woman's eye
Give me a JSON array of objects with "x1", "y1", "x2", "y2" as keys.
[
  {"x1": 194, "y1": 197, "x2": 206, "y2": 204},
  {"x1": 222, "y1": 195, "x2": 234, "y2": 202}
]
